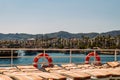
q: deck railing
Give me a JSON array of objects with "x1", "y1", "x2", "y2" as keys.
[{"x1": 0, "y1": 48, "x2": 120, "y2": 67}]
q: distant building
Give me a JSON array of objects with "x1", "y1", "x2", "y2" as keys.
[{"x1": 27, "y1": 38, "x2": 35, "y2": 41}]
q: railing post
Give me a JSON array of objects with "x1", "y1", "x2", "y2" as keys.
[
  {"x1": 43, "y1": 49, "x2": 46, "y2": 64},
  {"x1": 115, "y1": 50, "x2": 117, "y2": 61},
  {"x1": 70, "y1": 49, "x2": 72, "y2": 63},
  {"x1": 11, "y1": 50, "x2": 13, "y2": 67},
  {"x1": 43, "y1": 49, "x2": 45, "y2": 54},
  {"x1": 94, "y1": 50, "x2": 96, "y2": 63}
]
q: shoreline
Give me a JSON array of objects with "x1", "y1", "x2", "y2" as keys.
[{"x1": 0, "y1": 48, "x2": 119, "y2": 56}]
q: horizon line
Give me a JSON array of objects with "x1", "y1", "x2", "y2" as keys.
[{"x1": 0, "y1": 30, "x2": 119, "y2": 35}]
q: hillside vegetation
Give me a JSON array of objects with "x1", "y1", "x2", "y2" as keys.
[{"x1": 0, "y1": 30, "x2": 120, "y2": 49}]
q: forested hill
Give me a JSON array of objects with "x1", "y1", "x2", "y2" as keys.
[{"x1": 0, "y1": 30, "x2": 120, "y2": 40}]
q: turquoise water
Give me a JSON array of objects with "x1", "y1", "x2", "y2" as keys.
[{"x1": 0, "y1": 52, "x2": 120, "y2": 66}]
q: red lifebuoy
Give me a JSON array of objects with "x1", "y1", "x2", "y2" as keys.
[
  {"x1": 85, "y1": 52, "x2": 101, "y2": 65},
  {"x1": 33, "y1": 53, "x2": 53, "y2": 68}
]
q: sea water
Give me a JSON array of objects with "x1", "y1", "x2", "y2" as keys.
[{"x1": 0, "y1": 52, "x2": 120, "y2": 66}]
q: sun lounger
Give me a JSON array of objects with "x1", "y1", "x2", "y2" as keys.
[
  {"x1": 16, "y1": 65, "x2": 37, "y2": 69},
  {"x1": 107, "y1": 61, "x2": 120, "y2": 67},
  {"x1": 10, "y1": 75, "x2": 37, "y2": 80},
  {"x1": 61, "y1": 63, "x2": 76, "y2": 68},
  {"x1": 52, "y1": 70, "x2": 91, "y2": 80},
  {"x1": 84, "y1": 69, "x2": 111, "y2": 80},
  {"x1": 29, "y1": 72, "x2": 66, "y2": 80},
  {"x1": 15, "y1": 65, "x2": 42, "y2": 72},
  {"x1": 4, "y1": 71, "x2": 44, "y2": 80},
  {"x1": 0, "y1": 74, "x2": 13, "y2": 80},
  {"x1": 0, "y1": 67, "x2": 18, "y2": 73},
  {"x1": 107, "y1": 69, "x2": 120, "y2": 79},
  {"x1": 61, "y1": 63, "x2": 79, "y2": 70},
  {"x1": 48, "y1": 73, "x2": 66, "y2": 80},
  {"x1": 20, "y1": 71, "x2": 66, "y2": 80},
  {"x1": 45, "y1": 65, "x2": 63, "y2": 72},
  {"x1": 27, "y1": 75, "x2": 43, "y2": 80},
  {"x1": 71, "y1": 71, "x2": 91, "y2": 80}
]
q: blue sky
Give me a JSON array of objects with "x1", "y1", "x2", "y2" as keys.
[{"x1": 0, "y1": 0, "x2": 120, "y2": 34}]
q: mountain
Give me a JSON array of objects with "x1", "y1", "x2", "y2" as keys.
[
  {"x1": 0, "y1": 30, "x2": 120, "y2": 40},
  {"x1": 0, "y1": 33, "x2": 34, "y2": 40},
  {"x1": 100, "y1": 30, "x2": 120, "y2": 36}
]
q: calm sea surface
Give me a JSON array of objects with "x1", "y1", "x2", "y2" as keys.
[{"x1": 0, "y1": 52, "x2": 120, "y2": 66}]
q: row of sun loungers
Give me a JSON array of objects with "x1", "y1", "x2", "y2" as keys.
[{"x1": 0, "y1": 61, "x2": 120, "y2": 80}]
